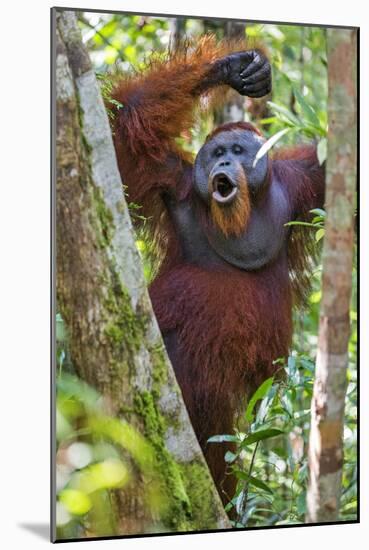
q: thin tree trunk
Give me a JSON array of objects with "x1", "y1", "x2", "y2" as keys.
[
  {"x1": 170, "y1": 17, "x2": 186, "y2": 48},
  {"x1": 306, "y1": 28, "x2": 357, "y2": 523},
  {"x1": 53, "y1": 9, "x2": 230, "y2": 538}
]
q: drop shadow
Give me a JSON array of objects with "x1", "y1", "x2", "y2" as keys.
[{"x1": 18, "y1": 523, "x2": 50, "y2": 541}]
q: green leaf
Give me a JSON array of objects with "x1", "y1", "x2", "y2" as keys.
[
  {"x1": 273, "y1": 446, "x2": 287, "y2": 459},
  {"x1": 293, "y1": 87, "x2": 321, "y2": 128},
  {"x1": 77, "y1": 459, "x2": 129, "y2": 493},
  {"x1": 59, "y1": 489, "x2": 92, "y2": 516},
  {"x1": 315, "y1": 228, "x2": 325, "y2": 242},
  {"x1": 284, "y1": 221, "x2": 318, "y2": 228},
  {"x1": 267, "y1": 101, "x2": 301, "y2": 126},
  {"x1": 287, "y1": 355, "x2": 297, "y2": 378},
  {"x1": 253, "y1": 128, "x2": 292, "y2": 168},
  {"x1": 56, "y1": 316, "x2": 66, "y2": 342},
  {"x1": 207, "y1": 434, "x2": 239, "y2": 443},
  {"x1": 241, "y1": 428, "x2": 285, "y2": 447},
  {"x1": 233, "y1": 469, "x2": 249, "y2": 481},
  {"x1": 317, "y1": 137, "x2": 327, "y2": 165},
  {"x1": 224, "y1": 451, "x2": 237, "y2": 463},
  {"x1": 245, "y1": 377, "x2": 274, "y2": 422},
  {"x1": 248, "y1": 476, "x2": 274, "y2": 495},
  {"x1": 256, "y1": 384, "x2": 278, "y2": 423},
  {"x1": 310, "y1": 208, "x2": 326, "y2": 218},
  {"x1": 259, "y1": 116, "x2": 278, "y2": 125},
  {"x1": 57, "y1": 373, "x2": 100, "y2": 411},
  {"x1": 297, "y1": 491, "x2": 307, "y2": 515},
  {"x1": 109, "y1": 98, "x2": 124, "y2": 110},
  {"x1": 281, "y1": 391, "x2": 293, "y2": 417},
  {"x1": 224, "y1": 501, "x2": 234, "y2": 512}
]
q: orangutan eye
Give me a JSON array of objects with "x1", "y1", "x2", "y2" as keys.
[
  {"x1": 232, "y1": 144, "x2": 243, "y2": 155},
  {"x1": 214, "y1": 146, "x2": 225, "y2": 158}
]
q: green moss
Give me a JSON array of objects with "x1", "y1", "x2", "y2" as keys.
[
  {"x1": 150, "y1": 342, "x2": 169, "y2": 392},
  {"x1": 92, "y1": 185, "x2": 114, "y2": 248},
  {"x1": 180, "y1": 461, "x2": 223, "y2": 530},
  {"x1": 75, "y1": 91, "x2": 93, "y2": 157},
  {"x1": 133, "y1": 348, "x2": 224, "y2": 530},
  {"x1": 104, "y1": 323, "x2": 123, "y2": 343},
  {"x1": 103, "y1": 270, "x2": 149, "y2": 353},
  {"x1": 133, "y1": 390, "x2": 193, "y2": 530}
]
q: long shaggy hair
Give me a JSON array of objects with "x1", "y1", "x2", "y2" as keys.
[
  {"x1": 209, "y1": 166, "x2": 251, "y2": 237},
  {"x1": 109, "y1": 35, "x2": 325, "y2": 502}
]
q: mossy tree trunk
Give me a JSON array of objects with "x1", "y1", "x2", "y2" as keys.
[
  {"x1": 54, "y1": 9, "x2": 230, "y2": 537},
  {"x1": 306, "y1": 28, "x2": 357, "y2": 523}
]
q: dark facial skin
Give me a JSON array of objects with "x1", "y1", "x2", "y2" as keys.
[
  {"x1": 193, "y1": 129, "x2": 269, "y2": 204},
  {"x1": 205, "y1": 178, "x2": 291, "y2": 270},
  {"x1": 164, "y1": 129, "x2": 293, "y2": 271},
  {"x1": 166, "y1": 171, "x2": 291, "y2": 271}
]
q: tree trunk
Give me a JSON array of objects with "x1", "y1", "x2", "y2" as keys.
[
  {"x1": 306, "y1": 28, "x2": 357, "y2": 523},
  {"x1": 170, "y1": 17, "x2": 187, "y2": 48},
  {"x1": 53, "y1": 8, "x2": 230, "y2": 538}
]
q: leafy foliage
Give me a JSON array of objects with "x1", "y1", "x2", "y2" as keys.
[
  {"x1": 208, "y1": 346, "x2": 357, "y2": 527},
  {"x1": 56, "y1": 370, "x2": 166, "y2": 538}
]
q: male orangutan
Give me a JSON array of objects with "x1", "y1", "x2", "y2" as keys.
[{"x1": 109, "y1": 36, "x2": 325, "y2": 504}]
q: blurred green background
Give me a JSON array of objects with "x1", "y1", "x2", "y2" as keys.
[{"x1": 55, "y1": 11, "x2": 357, "y2": 537}]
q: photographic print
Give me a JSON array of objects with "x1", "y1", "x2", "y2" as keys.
[{"x1": 52, "y1": 7, "x2": 358, "y2": 542}]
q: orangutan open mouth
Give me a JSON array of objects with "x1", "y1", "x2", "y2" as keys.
[{"x1": 212, "y1": 174, "x2": 238, "y2": 204}]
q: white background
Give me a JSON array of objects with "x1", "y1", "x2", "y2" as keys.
[{"x1": 1, "y1": 0, "x2": 367, "y2": 548}]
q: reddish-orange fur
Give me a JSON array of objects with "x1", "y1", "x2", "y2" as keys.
[
  {"x1": 150, "y1": 261, "x2": 292, "y2": 498},
  {"x1": 207, "y1": 120, "x2": 262, "y2": 140},
  {"x1": 109, "y1": 36, "x2": 325, "y2": 504},
  {"x1": 210, "y1": 168, "x2": 251, "y2": 237}
]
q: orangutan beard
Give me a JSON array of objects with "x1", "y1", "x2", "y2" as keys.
[{"x1": 210, "y1": 169, "x2": 251, "y2": 237}]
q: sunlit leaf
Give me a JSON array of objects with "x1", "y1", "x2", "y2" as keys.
[
  {"x1": 59, "y1": 489, "x2": 92, "y2": 516},
  {"x1": 245, "y1": 377, "x2": 274, "y2": 423},
  {"x1": 256, "y1": 384, "x2": 278, "y2": 423},
  {"x1": 259, "y1": 116, "x2": 278, "y2": 125},
  {"x1": 315, "y1": 228, "x2": 325, "y2": 242},
  {"x1": 79, "y1": 459, "x2": 129, "y2": 492},
  {"x1": 207, "y1": 434, "x2": 239, "y2": 443},
  {"x1": 267, "y1": 101, "x2": 301, "y2": 126},
  {"x1": 89, "y1": 416, "x2": 156, "y2": 472}
]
